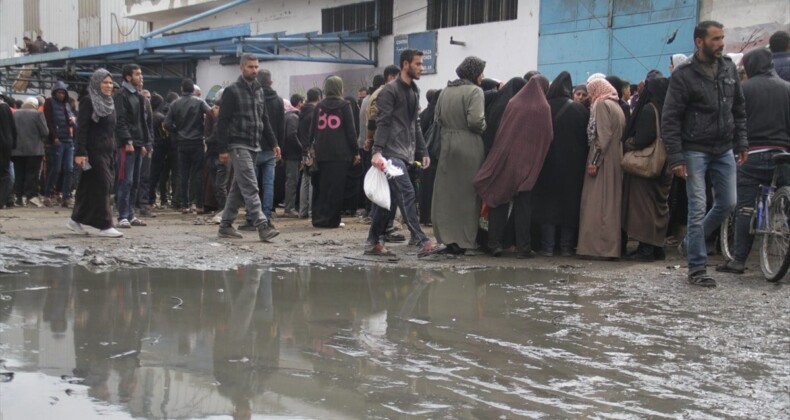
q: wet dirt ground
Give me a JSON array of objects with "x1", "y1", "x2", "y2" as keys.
[{"x1": 0, "y1": 208, "x2": 789, "y2": 418}]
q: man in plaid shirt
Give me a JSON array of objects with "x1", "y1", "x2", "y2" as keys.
[{"x1": 215, "y1": 53, "x2": 281, "y2": 242}]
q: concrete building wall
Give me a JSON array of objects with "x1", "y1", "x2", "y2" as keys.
[
  {"x1": 190, "y1": 0, "x2": 539, "y2": 106},
  {"x1": 700, "y1": 0, "x2": 790, "y2": 53}
]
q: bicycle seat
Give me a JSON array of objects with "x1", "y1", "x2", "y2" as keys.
[{"x1": 772, "y1": 153, "x2": 790, "y2": 165}]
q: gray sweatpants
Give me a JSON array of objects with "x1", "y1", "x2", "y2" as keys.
[{"x1": 221, "y1": 148, "x2": 267, "y2": 227}]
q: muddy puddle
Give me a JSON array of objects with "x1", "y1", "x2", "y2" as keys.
[{"x1": 0, "y1": 265, "x2": 788, "y2": 419}]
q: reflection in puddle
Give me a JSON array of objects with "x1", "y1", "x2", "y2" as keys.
[{"x1": 0, "y1": 265, "x2": 787, "y2": 418}]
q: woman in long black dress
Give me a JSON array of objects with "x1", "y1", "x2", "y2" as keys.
[{"x1": 67, "y1": 68, "x2": 123, "y2": 237}]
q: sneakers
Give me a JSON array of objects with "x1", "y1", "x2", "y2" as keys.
[
  {"x1": 282, "y1": 210, "x2": 300, "y2": 218},
  {"x1": 67, "y1": 219, "x2": 88, "y2": 235},
  {"x1": 61, "y1": 198, "x2": 74, "y2": 209},
  {"x1": 43, "y1": 196, "x2": 53, "y2": 207},
  {"x1": 257, "y1": 222, "x2": 280, "y2": 242},
  {"x1": 218, "y1": 225, "x2": 243, "y2": 239},
  {"x1": 27, "y1": 196, "x2": 43, "y2": 208},
  {"x1": 139, "y1": 206, "x2": 157, "y2": 218},
  {"x1": 116, "y1": 219, "x2": 132, "y2": 229},
  {"x1": 211, "y1": 213, "x2": 222, "y2": 224},
  {"x1": 98, "y1": 227, "x2": 123, "y2": 238},
  {"x1": 716, "y1": 260, "x2": 745, "y2": 274},
  {"x1": 688, "y1": 270, "x2": 717, "y2": 288}
]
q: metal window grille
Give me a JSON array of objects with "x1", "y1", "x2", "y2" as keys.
[
  {"x1": 427, "y1": 0, "x2": 517, "y2": 30},
  {"x1": 321, "y1": 0, "x2": 393, "y2": 36}
]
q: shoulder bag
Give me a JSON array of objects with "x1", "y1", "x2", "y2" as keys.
[{"x1": 621, "y1": 103, "x2": 666, "y2": 178}]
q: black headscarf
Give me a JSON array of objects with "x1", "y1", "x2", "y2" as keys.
[
  {"x1": 482, "y1": 77, "x2": 527, "y2": 154},
  {"x1": 449, "y1": 56, "x2": 486, "y2": 87},
  {"x1": 623, "y1": 77, "x2": 669, "y2": 140},
  {"x1": 547, "y1": 71, "x2": 573, "y2": 100},
  {"x1": 605, "y1": 75, "x2": 625, "y2": 100}
]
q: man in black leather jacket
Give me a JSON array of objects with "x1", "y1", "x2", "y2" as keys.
[{"x1": 662, "y1": 21, "x2": 747, "y2": 287}]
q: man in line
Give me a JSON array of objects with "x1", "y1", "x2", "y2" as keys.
[
  {"x1": 366, "y1": 49, "x2": 442, "y2": 257},
  {"x1": 770, "y1": 30, "x2": 790, "y2": 83},
  {"x1": 136, "y1": 88, "x2": 155, "y2": 217},
  {"x1": 663, "y1": 21, "x2": 748, "y2": 287},
  {"x1": 215, "y1": 53, "x2": 279, "y2": 242},
  {"x1": 165, "y1": 79, "x2": 211, "y2": 215},
  {"x1": 717, "y1": 47, "x2": 790, "y2": 274},
  {"x1": 114, "y1": 64, "x2": 152, "y2": 228},
  {"x1": 257, "y1": 69, "x2": 285, "y2": 222},
  {"x1": 297, "y1": 87, "x2": 321, "y2": 219},
  {"x1": 42, "y1": 81, "x2": 76, "y2": 208},
  {"x1": 282, "y1": 94, "x2": 304, "y2": 217}
]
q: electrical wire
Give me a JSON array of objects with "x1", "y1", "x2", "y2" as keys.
[{"x1": 111, "y1": 12, "x2": 139, "y2": 38}]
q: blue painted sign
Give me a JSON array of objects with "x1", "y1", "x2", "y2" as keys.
[{"x1": 394, "y1": 31, "x2": 437, "y2": 74}]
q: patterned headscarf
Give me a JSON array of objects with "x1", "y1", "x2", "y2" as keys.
[
  {"x1": 452, "y1": 56, "x2": 486, "y2": 86},
  {"x1": 89, "y1": 68, "x2": 115, "y2": 122},
  {"x1": 586, "y1": 78, "x2": 619, "y2": 145}
]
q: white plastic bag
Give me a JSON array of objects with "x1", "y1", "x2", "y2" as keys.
[
  {"x1": 364, "y1": 159, "x2": 405, "y2": 209},
  {"x1": 364, "y1": 166, "x2": 391, "y2": 209}
]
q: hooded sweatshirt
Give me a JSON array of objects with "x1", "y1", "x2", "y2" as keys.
[
  {"x1": 43, "y1": 80, "x2": 75, "y2": 143},
  {"x1": 263, "y1": 86, "x2": 285, "y2": 147},
  {"x1": 310, "y1": 92, "x2": 358, "y2": 162},
  {"x1": 742, "y1": 48, "x2": 790, "y2": 149}
]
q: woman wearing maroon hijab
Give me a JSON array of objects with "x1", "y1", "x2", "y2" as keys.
[{"x1": 473, "y1": 75, "x2": 553, "y2": 258}]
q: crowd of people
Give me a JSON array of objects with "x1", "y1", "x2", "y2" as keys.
[{"x1": 1, "y1": 22, "x2": 789, "y2": 287}]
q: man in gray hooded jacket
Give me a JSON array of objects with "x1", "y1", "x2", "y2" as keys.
[{"x1": 717, "y1": 47, "x2": 790, "y2": 274}]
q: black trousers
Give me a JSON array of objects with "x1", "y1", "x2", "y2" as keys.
[
  {"x1": 488, "y1": 191, "x2": 532, "y2": 251},
  {"x1": 312, "y1": 160, "x2": 348, "y2": 228},
  {"x1": 12, "y1": 156, "x2": 42, "y2": 199},
  {"x1": 178, "y1": 144, "x2": 204, "y2": 209}
]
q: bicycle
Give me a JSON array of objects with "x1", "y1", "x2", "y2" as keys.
[{"x1": 719, "y1": 152, "x2": 790, "y2": 282}]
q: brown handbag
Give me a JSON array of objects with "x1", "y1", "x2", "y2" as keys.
[{"x1": 621, "y1": 103, "x2": 666, "y2": 178}]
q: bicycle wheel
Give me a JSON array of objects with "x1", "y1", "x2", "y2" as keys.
[
  {"x1": 719, "y1": 213, "x2": 736, "y2": 261},
  {"x1": 760, "y1": 186, "x2": 790, "y2": 282}
]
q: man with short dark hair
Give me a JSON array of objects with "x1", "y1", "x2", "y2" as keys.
[
  {"x1": 281, "y1": 93, "x2": 304, "y2": 217},
  {"x1": 165, "y1": 78, "x2": 211, "y2": 214},
  {"x1": 215, "y1": 53, "x2": 279, "y2": 242},
  {"x1": 114, "y1": 63, "x2": 152, "y2": 228},
  {"x1": 663, "y1": 21, "x2": 747, "y2": 287},
  {"x1": 769, "y1": 30, "x2": 790, "y2": 82},
  {"x1": 298, "y1": 88, "x2": 321, "y2": 218},
  {"x1": 366, "y1": 49, "x2": 442, "y2": 257},
  {"x1": 357, "y1": 87, "x2": 368, "y2": 107}
]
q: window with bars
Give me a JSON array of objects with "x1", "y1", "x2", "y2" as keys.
[
  {"x1": 427, "y1": 0, "x2": 518, "y2": 30},
  {"x1": 321, "y1": 0, "x2": 393, "y2": 36}
]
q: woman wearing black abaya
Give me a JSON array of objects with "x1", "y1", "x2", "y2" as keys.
[
  {"x1": 481, "y1": 77, "x2": 527, "y2": 156},
  {"x1": 605, "y1": 75, "x2": 632, "y2": 121},
  {"x1": 532, "y1": 71, "x2": 590, "y2": 256},
  {"x1": 418, "y1": 89, "x2": 440, "y2": 225},
  {"x1": 622, "y1": 77, "x2": 672, "y2": 261},
  {"x1": 68, "y1": 68, "x2": 123, "y2": 238}
]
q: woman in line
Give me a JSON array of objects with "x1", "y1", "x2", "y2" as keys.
[
  {"x1": 310, "y1": 76, "x2": 360, "y2": 228},
  {"x1": 67, "y1": 68, "x2": 123, "y2": 238},
  {"x1": 576, "y1": 78, "x2": 626, "y2": 259},
  {"x1": 622, "y1": 77, "x2": 672, "y2": 261},
  {"x1": 432, "y1": 56, "x2": 487, "y2": 254},
  {"x1": 474, "y1": 76, "x2": 553, "y2": 258},
  {"x1": 532, "y1": 71, "x2": 591, "y2": 256}
]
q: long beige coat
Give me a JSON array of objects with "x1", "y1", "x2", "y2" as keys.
[
  {"x1": 577, "y1": 100, "x2": 626, "y2": 258},
  {"x1": 432, "y1": 84, "x2": 487, "y2": 249}
]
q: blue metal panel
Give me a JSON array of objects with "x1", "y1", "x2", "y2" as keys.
[{"x1": 538, "y1": 0, "x2": 698, "y2": 83}]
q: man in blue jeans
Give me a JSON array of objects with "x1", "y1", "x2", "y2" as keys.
[
  {"x1": 663, "y1": 21, "x2": 748, "y2": 287},
  {"x1": 366, "y1": 49, "x2": 442, "y2": 257},
  {"x1": 42, "y1": 81, "x2": 76, "y2": 208},
  {"x1": 113, "y1": 64, "x2": 152, "y2": 229}
]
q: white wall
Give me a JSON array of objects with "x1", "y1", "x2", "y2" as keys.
[
  {"x1": 193, "y1": 0, "x2": 540, "y2": 106},
  {"x1": 0, "y1": 0, "x2": 24, "y2": 59},
  {"x1": 699, "y1": 0, "x2": 789, "y2": 53}
]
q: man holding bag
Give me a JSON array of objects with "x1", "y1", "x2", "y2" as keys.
[{"x1": 365, "y1": 49, "x2": 442, "y2": 257}]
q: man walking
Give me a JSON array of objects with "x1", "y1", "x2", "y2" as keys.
[
  {"x1": 717, "y1": 47, "x2": 790, "y2": 274},
  {"x1": 165, "y1": 78, "x2": 211, "y2": 214},
  {"x1": 114, "y1": 64, "x2": 152, "y2": 228},
  {"x1": 663, "y1": 21, "x2": 748, "y2": 287},
  {"x1": 366, "y1": 49, "x2": 441, "y2": 257},
  {"x1": 215, "y1": 53, "x2": 279, "y2": 242}
]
